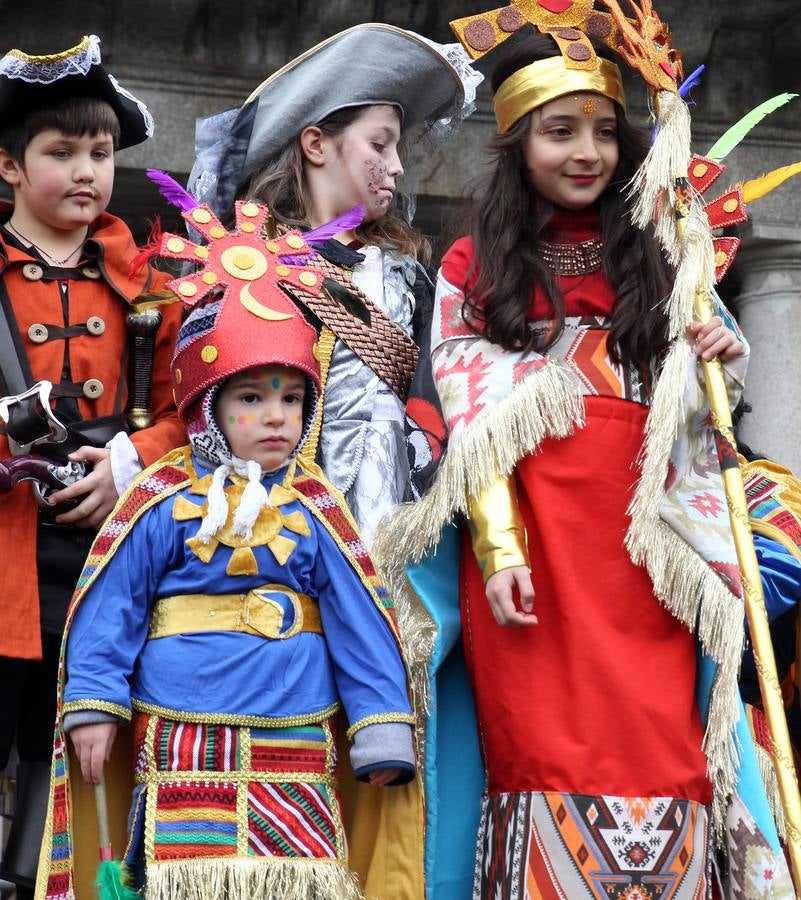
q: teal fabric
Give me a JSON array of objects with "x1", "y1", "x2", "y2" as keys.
[
  {"x1": 696, "y1": 650, "x2": 781, "y2": 852},
  {"x1": 407, "y1": 524, "x2": 483, "y2": 900}
]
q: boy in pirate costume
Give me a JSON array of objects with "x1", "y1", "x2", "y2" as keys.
[
  {"x1": 0, "y1": 36, "x2": 183, "y2": 898},
  {"x1": 36, "y1": 202, "x2": 416, "y2": 900}
]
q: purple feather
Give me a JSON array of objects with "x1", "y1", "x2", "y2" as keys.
[
  {"x1": 678, "y1": 64, "x2": 705, "y2": 102},
  {"x1": 146, "y1": 168, "x2": 198, "y2": 212},
  {"x1": 279, "y1": 205, "x2": 366, "y2": 265},
  {"x1": 652, "y1": 64, "x2": 707, "y2": 146},
  {"x1": 303, "y1": 204, "x2": 365, "y2": 244}
]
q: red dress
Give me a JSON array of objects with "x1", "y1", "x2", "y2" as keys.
[{"x1": 443, "y1": 211, "x2": 712, "y2": 898}]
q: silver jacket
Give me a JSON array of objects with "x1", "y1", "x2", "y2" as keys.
[{"x1": 319, "y1": 246, "x2": 417, "y2": 545}]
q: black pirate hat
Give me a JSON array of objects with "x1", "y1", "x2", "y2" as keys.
[{"x1": 0, "y1": 34, "x2": 152, "y2": 149}]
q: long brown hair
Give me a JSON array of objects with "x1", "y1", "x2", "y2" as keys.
[
  {"x1": 463, "y1": 32, "x2": 671, "y2": 369},
  {"x1": 241, "y1": 106, "x2": 430, "y2": 263}
]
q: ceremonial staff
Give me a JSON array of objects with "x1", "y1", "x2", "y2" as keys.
[
  {"x1": 599, "y1": 0, "x2": 801, "y2": 883},
  {"x1": 675, "y1": 171, "x2": 801, "y2": 885}
]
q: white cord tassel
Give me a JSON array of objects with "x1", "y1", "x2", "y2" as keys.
[
  {"x1": 196, "y1": 463, "x2": 231, "y2": 543},
  {"x1": 231, "y1": 459, "x2": 270, "y2": 540}
]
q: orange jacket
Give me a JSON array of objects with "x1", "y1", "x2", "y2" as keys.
[{"x1": 0, "y1": 211, "x2": 184, "y2": 659}]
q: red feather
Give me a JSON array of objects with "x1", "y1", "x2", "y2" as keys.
[{"x1": 129, "y1": 217, "x2": 163, "y2": 278}]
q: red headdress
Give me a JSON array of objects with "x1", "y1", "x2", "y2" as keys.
[{"x1": 165, "y1": 200, "x2": 323, "y2": 420}]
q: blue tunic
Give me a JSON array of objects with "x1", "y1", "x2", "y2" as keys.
[{"x1": 64, "y1": 458, "x2": 413, "y2": 744}]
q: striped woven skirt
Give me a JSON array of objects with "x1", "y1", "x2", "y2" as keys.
[{"x1": 125, "y1": 711, "x2": 362, "y2": 900}]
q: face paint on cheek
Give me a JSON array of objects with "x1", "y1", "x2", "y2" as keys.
[
  {"x1": 227, "y1": 412, "x2": 258, "y2": 431},
  {"x1": 365, "y1": 158, "x2": 391, "y2": 208}
]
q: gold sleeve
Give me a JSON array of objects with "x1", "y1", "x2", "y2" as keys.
[{"x1": 467, "y1": 475, "x2": 529, "y2": 582}]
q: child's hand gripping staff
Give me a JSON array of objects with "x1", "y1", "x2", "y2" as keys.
[{"x1": 70, "y1": 722, "x2": 137, "y2": 899}]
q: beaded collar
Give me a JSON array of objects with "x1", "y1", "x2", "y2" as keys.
[{"x1": 537, "y1": 235, "x2": 603, "y2": 276}]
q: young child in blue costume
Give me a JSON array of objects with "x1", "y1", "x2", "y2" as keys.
[{"x1": 35, "y1": 208, "x2": 416, "y2": 900}]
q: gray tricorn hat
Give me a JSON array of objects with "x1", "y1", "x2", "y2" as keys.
[{"x1": 190, "y1": 23, "x2": 478, "y2": 218}]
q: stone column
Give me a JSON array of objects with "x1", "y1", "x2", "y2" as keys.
[{"x1": 735, "y1": 235, "x2": 801, "y2": 473}]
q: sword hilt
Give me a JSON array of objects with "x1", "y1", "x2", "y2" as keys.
[{"x1": 126, "y1": 306, "x2": 162, "y2": 431}]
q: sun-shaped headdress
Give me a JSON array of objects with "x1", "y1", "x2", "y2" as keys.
[
  {"x1": 143, "y1": 179, "x2": 332, "y2": 573},
  {"x1": 154, "y1": 197, "x2": 325, "y2": 417}
]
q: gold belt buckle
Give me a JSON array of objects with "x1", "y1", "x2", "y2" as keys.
[{"x1": 242, "y1": 585, "x2": 303, "y2": 639}]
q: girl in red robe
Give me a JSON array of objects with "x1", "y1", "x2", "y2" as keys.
[{"x1": 384, "y1": 25, "x2": 794, "y2": 900}]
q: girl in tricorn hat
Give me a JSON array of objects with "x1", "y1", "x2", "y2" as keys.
[{"x1": 190, "y1": 23, "x2": 481, "y2": 545}]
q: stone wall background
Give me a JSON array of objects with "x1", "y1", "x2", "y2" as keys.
[{"x1": 3, "y1": 0, "x2": 801, "y2": 466}]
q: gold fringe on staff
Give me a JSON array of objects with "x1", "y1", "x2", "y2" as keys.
[
  {"x1": 754, "y1": 740, "x2": 787, "y2": 842},
  {"x1": 145, "y1": 856, "x2": 364, "y2": 900},
  {"x1": 629, "y1": 90, "x2": 692, "y2": 264},
  {"x1": 622, "y1": 68, "x2": 751, "y2": 837},
  {"x1": 625, "y1": 303, "x2": 744, "y2": 831}
]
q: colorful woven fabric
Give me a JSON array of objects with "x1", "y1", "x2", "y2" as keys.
[
  {"x1": 42, "y1": 733, "x2": 71, "y2": 900},
  {"x1": 130, "y1": 712, "x2": 344, "y2": 867},
  {"x1": 135, "y1": 715, "x2": 242, "y2": 776},
  {"x1": 726, "y1": 792, "x2": 796, "y2": 898},
  {"x1": 72, "y1": 449, "x2": 191, "y2": 598},
  {"x1": 557, "y1": 318, "x2": 651, "y2": 405},
  {"x1": 742, "y1": 457, "x2": 801, "y2": 560},
  {"x1": 474, "y1": 791, "x2": 710, "y2": 899},
  {"x1": 292, "y1": 466, "x2": 398, "y2": 625},
  {"x1": 38, "y1": 447, "x2": 399, "y2": 899}
]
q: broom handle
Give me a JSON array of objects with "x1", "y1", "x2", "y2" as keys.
[{"x1": 94, "y1": 774, "x2": 113, "y2": 862}]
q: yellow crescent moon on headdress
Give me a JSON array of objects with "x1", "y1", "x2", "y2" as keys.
[{"x1": 239, "y1": 283, "x2": 294, "y2": 321}]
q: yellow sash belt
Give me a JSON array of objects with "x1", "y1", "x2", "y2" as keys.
[{"x1": 148, "y1": 585, "x2": 322, "y2": 640}]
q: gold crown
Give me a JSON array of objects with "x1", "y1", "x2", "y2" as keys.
[{"x1": 450, "y1": 1, "x2": 682, "y2": 92}]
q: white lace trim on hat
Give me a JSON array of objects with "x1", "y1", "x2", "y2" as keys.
[
  {"x1": 415, "y1": 37, "x2": 483, "y2": 113},
  {"x1": 0, "y1": 34, "x2": 102, "y2": 83},
  {"x1": 109, "y1": 73, "x2": 154, "y2": 137}
]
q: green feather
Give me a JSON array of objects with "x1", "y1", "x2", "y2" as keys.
[
  {"x1": 706, "y1": 93, "x2": 798, "y2": 161},
  {"x1": 95, "y1": 860, "x2": 139, "y2": 900}
]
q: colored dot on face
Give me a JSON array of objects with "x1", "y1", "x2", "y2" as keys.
[
  {"x1": 237, "y1": 415, "x2": 247, "y2": 425},
  {"x1": 227, "y1": 415, "x2": 236, "y2": 424},
  {"x1": 272, "y1": 376, "x2": 281, "y2": 389}
]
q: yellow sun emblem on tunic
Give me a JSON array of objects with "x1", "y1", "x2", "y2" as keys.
[{"x1": 173, "y1": 475, "x2": 310, "y2": 576}]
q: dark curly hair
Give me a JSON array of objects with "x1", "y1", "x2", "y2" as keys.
[{"x1": 461, "y1": 31, "x2": 672, "y2": 370}]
